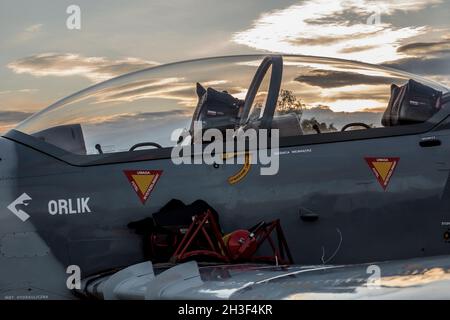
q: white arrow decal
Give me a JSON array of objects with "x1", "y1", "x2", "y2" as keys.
[{"x1": 7, "y1": 193, "x2": 32, "y2": 222}]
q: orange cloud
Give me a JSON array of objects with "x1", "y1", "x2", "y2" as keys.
[{"x1": 8, "y1": 53, "x2": 159, "y2": 83}]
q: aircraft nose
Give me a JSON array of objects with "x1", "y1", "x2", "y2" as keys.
[
  {"x1": 0, "y1": 136, "x2": 19, "y2": 174},
  {"x1": 0, "y1": 137, "x2": 21, "y2": 224},
  {"x1": 0, "y1": 137, "x2": 73, "y2": 299}
]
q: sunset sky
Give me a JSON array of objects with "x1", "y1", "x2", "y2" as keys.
[{"x1": 1, "y1": 0, "x2": 449, "y2": 133}]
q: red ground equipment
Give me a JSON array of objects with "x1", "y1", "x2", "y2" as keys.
[
  {"x1": 225, "y1": 229, "x2": 257, "y2": 260},
  {"x1": 170, "y1": 209, "x2": 293, "y2": 265}
]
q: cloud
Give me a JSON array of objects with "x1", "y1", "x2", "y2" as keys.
[
  {"x1": 275, "y1": 59, "x2": 407, "y2": 112},
  {"x1": 397, "y1": 40, "x2": 450, "y2": 57},
  {"x1": 7, "y1": 53, "x2": 159, "y2": 83},
  {"x1": 0, "y1": 111, "x2": 34, "y2": 123},
  {"x1": 339, "y1": 45, "x2": 379, "y2": 54},
  {"x1": 287, "y1": 30, "x2": 381, "y2": 47},
  {"x1": 17, "y1": 24, "x2": 43, "y2": 41},
  {"x1": 0, "y1": 89, "x2": 38, "y2": 95},
  {"x1": 24, "y1": 24, "x2": 43, "y2": 33},
  {"x1": 294, "y1": 69, "x2": 400, "y2": 88},
  {"x1": 92, "y1": 78, "x2": 227, "y2": 107},
  {"x1": 95, "y1": 77, "x2": 192, "y2": 103},
  {"x1": 385, "y1": 56, "x2": 450, "y2": 76},
  {"x1": 232, "y1": 0, "x2": 444, "y2": 63},
  {"x1": 384, "y1": 40, "x2": 450, "y2": 86},
  {"x1": 0, "y1": 111, "x2": 34, "y2": 133}
]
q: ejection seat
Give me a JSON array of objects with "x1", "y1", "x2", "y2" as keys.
[{"x1": 382, "y1": 79, "x2": 443, "y2": 127}]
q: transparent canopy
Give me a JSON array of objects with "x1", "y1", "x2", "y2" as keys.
[{"x1": 13, "y1": 55, "x2": 449, "y2": 155}]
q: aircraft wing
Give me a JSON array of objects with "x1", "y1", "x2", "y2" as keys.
[{"x1": 79, "y1": 255, "x2": 450, "y2": 300}]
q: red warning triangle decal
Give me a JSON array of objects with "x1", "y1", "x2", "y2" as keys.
[
  {"x1": 365, "y1": 157, "x2": 399, "y2": 190},
  {"x1": 124, "y1": 170, "x2": 163, "y2": 204}
]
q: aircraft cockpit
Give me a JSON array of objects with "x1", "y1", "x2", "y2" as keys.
[{"x1": 8, "y1": 55, "x2": 450, "y2": 159}]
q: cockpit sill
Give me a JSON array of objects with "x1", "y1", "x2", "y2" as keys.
[{"x1": 3, "y1": 107, "x2": 450, "y2": 168}]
